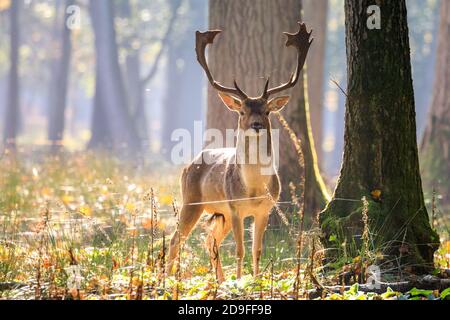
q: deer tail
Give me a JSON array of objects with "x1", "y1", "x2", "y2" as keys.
[{"x1": 206, "y1": 213, "x2": 225, "y2": 229}]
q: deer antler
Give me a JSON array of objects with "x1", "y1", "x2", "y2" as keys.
[
  {"x1": 262, "y1": 22, "x2": 314, "y2": 99},
  {"x1": 195, "y1": 30, "x2": 248, "y2": 99}
]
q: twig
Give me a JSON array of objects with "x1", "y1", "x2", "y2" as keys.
[
  {"x1": 140, "y1": 0, "x2": 182, "y2": 85},
  {"x1": 308, "y1": 276, "x2": 450, "y2": 298},
  {"x1": 330, "y1": 78, "x2": 348, "y2": 97}
]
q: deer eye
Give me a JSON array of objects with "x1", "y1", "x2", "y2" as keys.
[
  {"x1": 266, "y1": 111, "x2": 270, "y2": 116},
  {"x1": 240, "y1": 111, "x2": 245, "y2": 116}
]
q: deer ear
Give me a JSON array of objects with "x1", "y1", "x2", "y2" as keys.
[
  {"x1": 218, "y1": 92, "x2": 242, "y2": 112},
  {"x1": 268, "y1": 96, "x2": 290, "y2": 112}
]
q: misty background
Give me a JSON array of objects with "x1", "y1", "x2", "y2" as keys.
[{"x1": 0, "y1": 0, "x2": 441, "y2": 182}]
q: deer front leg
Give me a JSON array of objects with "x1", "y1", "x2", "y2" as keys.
[
  {"x1": 252, "y1": 213, "x2": 269, "y2": 277},
  {"x1": 166, "y1": 205, "x2": 203, "y2": 275},
  {"x1": 231, "y1": 213, "x2": 245, "y2": 279}
]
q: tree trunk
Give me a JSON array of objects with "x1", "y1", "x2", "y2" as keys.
[
  {"x1": 3, "y1": 0, "x2": 21, "y2": 150},
  {"x1": 119, "y1": 0, "x2": 149, "y2": 149},
  {"x1": 89, "y1": 0, "x2": 140, "y2": 152},
  {"x1": 88, "y1": 64, "x2": 112, "y2": 150},
  {"x1": 161, "y1": 0, "x2": 205, "y2": 159},
  {"x1": 126, "y1": 52, "x2": 148, "y2": 148},
  {"x1": 207, "y1": 0, "x2": 329, "y2": 215},
  {"x1": 48, "y1": 0, "x2": 74, "y2": 150},
  {"x1": 320, "y1": 0, "x2": 439, "y2": 272},
  {"x1": 303, "y1": 0, "x2": 328, "y2": 166},
  {"x1": 421, "y1": 0, "x2": 450, "y2": 204}
]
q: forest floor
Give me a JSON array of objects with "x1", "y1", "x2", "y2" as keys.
[{"x1": 0, "y1": 151, "x2": 449, "y2": 300}]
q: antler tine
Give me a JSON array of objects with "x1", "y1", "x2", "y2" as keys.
[
  {"x1": 261, "y1": 78, "x2": 270, "y2": 99},
  {"x1": 195, "y1": 31, "x2": 248, "y2": 99},
  {"x1": 266, "y1": 22, "x2": 314, "y2": 97},
  {"x1": 233, "y1": 80, "x2": 248, "y2": 98}
]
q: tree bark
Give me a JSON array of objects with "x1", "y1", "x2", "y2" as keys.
[
  {"x1": 48, "y1": 0, "x2": 74, "y2": 150},
  {"x1": 420, "y1": 0, "x2": 450, "y2": 204},
  {"x1": 89, "y1": 0, "x2": 140, "y2": 152},
  {"x1": 303, "y1": 0, "x2": 328, "y2": 165},
  {"x1": 207, "y1": 0, "x2": 329, "y2": 215},
  {"x1": 3, "y1": 0, "x2": 21, "y2": 150},
  {"x1": 88, "y1": 63, "x2": 112, "y2": 150},
  {"x1": 320, "y1": 0, "x2": 439, "y2": 272}
]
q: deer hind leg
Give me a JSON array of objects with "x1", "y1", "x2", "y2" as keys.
[
  {"x1": 166, "y1": 204, "x2": 203, "y2": 275},
  {"x1": 231, "y1": 213, "x2": 245, "y2": 279},
  {"x1": 205, "y1": 214, "x2": 231, "y2": 283},
  {"x1": 252, "y1": 213, "x2": 270, "y2": 277}
]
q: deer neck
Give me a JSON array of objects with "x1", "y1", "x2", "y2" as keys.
[{"x1": 235, "y1": 125, "x2": 275, "y2": 192}]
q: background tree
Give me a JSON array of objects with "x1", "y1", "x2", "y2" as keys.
[
  {"x1": 161, "y1": 0, "x2": 206, "y2": 158},
  {"x1": 117, "y1": 0, "x2": 149, "y2": 148},
  {"x1": 320, "y1": 0, "x2": 438, "y2": 270},
  {"x1": 88, "y1": 0, "x2": 139, "y2": 152},
  {"x1": 114, "y1": 0, "x2": 182, "y2": 151},
  {"x1": 207, "y1": 0, "x2": 329, "y2": 215},
  {"x1": 408, "y1": 0, "x2": 441, "y2": 137},
  {"x1": 3, "y1": 0, "x2": 21, "y2": 150},
  {"x1": 303, "y1": 0, "x2": 328, "y2": 165},
  {"x1": 421, "y1": 0, "x2": 450, "y2": 204},
  {"x1": 321, "y1": 0, "x2": 346, "y2": 181},
  {"x1": 47, "y1": 0, "x2": 74, "y2": 150},
  {"x1": 88, "y1": 62, "x2": 111, "y2": 149}
]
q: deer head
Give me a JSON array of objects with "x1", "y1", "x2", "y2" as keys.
[{"x1": 196, "y1": 22, "x2": 313, "y2": 136}]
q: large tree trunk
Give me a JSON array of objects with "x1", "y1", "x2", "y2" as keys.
[
  {"x1": 161, "y1": 0, "x2": 205, "y2": 159},
  {"x1": 207, "y1": 0, "x2": 329, "y2": 215},
  {"x1": 320, "y1": 0, "x2": 438, "y2": 272},
  {"x1": 421, "y1": 0, "x2": 450, "y2": 205},
  {"x1": 48, "y1": 0, "x2": 74, "y2": 150},
  {"x1": 3, "y1": 0, "x2": 21, "y2": 150},
  {"x1": 303, "y1": 0, "x2": 328, "y2": 165},
  {"x1": 89, "y1": 0, "x2": 139, "y2": 152}
]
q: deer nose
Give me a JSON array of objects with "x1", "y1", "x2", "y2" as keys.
[{"x1": 251, "y1": 122, "x2": 264, "y2": 132}]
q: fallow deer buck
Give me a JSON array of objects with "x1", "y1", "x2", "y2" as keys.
[{"x1": 167, "y1": 22, "x2": 313, "y2": 282}]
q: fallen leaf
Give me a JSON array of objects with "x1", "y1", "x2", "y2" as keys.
[
  {"x1": 79, "y1": 205, "x2": 92, "y2": 217},
  {"x1": 371, "y1": 189, "x2": 382, "y2": 201}
]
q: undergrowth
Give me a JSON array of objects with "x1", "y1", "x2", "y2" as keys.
[{"x1": 0, "y1": 150, "x2": 449, "y2": 300}]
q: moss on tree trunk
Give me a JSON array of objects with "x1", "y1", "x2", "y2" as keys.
[{"x1": 320, "y1": 0, "x2": 439, "y2": 272}]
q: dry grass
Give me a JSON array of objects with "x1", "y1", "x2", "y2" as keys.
[
  {"x1": 0, "y1": 150, "x2": 307, "y2": 300},
  {"x1": 0, "y1": 150, "x2": 448, "y2": 300}
]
